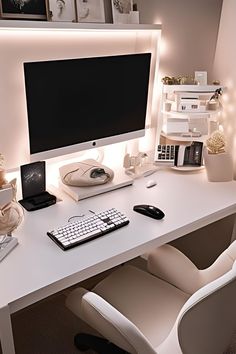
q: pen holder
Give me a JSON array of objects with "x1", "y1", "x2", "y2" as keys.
[{"x1": 203, "y1": 149, "x2": 233, "y2": 182}]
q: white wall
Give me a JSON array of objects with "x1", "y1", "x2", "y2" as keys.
[
  {"x1": 137, "y1": 0, "x2": 223, "y2": 82},
  {"x1": 213, "y1": 0, "x2": 236, "y2": 177}
]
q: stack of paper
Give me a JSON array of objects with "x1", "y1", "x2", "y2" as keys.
[{"x1": 0, "y1": 236, "x2": 18, "y2": 262}]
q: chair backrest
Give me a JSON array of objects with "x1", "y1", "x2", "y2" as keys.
[{"x1": 177, "y1": 260, "x2": 236, "y2": 354}]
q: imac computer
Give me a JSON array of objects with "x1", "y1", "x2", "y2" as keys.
[{"x1": 23, "y1": 53, "x2": 152, "y2": 199}]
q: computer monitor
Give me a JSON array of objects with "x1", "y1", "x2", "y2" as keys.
[{"x1": 23, "y1": 53, "x2": 151, "y2": 162}]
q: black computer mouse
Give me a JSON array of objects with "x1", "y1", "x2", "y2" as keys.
[{"x1": 133, "y1": 204, "x2": 165, "y2": 220}]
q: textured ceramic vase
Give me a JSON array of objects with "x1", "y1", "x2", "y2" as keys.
[{"x1": 203, "y1": 149, "x2": 233, "y2": 182}]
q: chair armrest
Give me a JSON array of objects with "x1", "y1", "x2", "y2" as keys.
[
  {"x1": 66, "y1": 287, "x2": 156, "y2": 354},
  {"x1": 147, "y1": 244, "x2": 200, "y2": 294}
]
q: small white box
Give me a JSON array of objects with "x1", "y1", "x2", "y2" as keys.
[
  {"x1": 164, "y1": 118, "x2": 189, "y2": 134},
  {"x1": 175, "y1": 92, "x2": 199, "y2": 108},
  {"x1": 178, "y1": 99, "x2": 200, "y2": 112},
  {"x1": 195, "y1": 71, "x2": 207, "y2": 85}
]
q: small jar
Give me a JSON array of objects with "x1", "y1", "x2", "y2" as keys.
[{"x1": 206, "y1": 99, "x2": 219, "y2": 111}]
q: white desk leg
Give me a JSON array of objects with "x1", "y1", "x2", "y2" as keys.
[{"x1": 0, "y1": 305, "x2": 15, "y2": 354}]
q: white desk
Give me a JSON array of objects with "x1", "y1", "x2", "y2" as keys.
[{"x1": 1, "y1": 168, "x2": 236, "y2": 354}]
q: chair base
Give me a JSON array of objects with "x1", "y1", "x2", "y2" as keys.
[{"x1": 74, "y1": 333, "x2": 130, "y2": 354}]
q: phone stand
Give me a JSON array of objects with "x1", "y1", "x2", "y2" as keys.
[{"x1": 18, "y1": 161, "x2": 56, "y2": 211}]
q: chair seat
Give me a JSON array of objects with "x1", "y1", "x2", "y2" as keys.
[
  {"x1": 92, "y1": 265, "x2": 189, "y2": 349},
  {"x1": 67, "y1": 243, "x2": 236, "y2": 354}
]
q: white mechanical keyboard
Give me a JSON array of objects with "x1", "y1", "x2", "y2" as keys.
[
  {"x1": 155, "y1": 144, "x2": 178, "y2": 165},
  {"x1": 47, "y1": 208, "x2": 129, "y2": 250}
]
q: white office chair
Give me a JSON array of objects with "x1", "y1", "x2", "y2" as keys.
[{"x1": 66, "y1": 241, "x2": 236, "y2": 354}]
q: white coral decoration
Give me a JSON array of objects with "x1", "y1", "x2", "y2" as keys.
[{"x1": 206, "y1": 131, "x2": 226, "y2": 154}]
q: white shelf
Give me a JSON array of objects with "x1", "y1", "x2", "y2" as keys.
[
  {"x1": 163, "y1": 84, "x2": 223, "y2": 94},
  {"x1": 158, "y1": 84, "x2": 224, "y2": 148},
  {"x1": 161, "y1": 132, "x2": 208, "y2": 143},
  {"x1": 161, "y1": 110, "x2": 218, "y2": 117},
  {"x1": 0, "y1": 19, "x2": 161, "y2": 31}
]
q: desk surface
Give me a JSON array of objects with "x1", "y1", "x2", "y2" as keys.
[{"x1": 1, "y1": 168, "x2": 236, "y2": 313}]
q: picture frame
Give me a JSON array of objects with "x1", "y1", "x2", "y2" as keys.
[
  {"x1": 0, "y1": 0, "x2": 48, "y2": 20},
  {"x1": 76, "y1": 0, "x2": 105, "y2": 23},
  {"x1": 48, "y1": 0, "x2": 76, "y2": 22},
  {"x1": 111, "y1": 0, "x2": 132, "y2": 24}
]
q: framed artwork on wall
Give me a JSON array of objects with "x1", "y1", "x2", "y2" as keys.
[
  {"x1": 0, "y1": 0, "x2": 48, "y2": 19},
  {"x1": 48, "y1": 0, "x2": 76, "y2": 22},
  {"x1": 111, "y1": 0, "x2": 132, "y2": 24},
  {"x1": 76, "y1": 0, "x2": 105, "y2": 23}
]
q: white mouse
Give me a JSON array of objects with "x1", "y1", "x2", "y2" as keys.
[{"x1": 146, "y1": 179, "x2": 157, "y2": 188}]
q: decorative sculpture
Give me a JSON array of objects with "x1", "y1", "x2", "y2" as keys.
[
  {"x1": 0, "y1": 154, "x2": 24, "y2": 236},
  {"x1": 206, "y1": 130, "x2": 226, "y2": 154}
]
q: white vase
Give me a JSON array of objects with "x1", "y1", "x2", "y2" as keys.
[{"x1": 203, "y1": 149, "x2": 233, "y2": 182}]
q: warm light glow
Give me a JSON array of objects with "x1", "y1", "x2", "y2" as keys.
[
  {"x1": 233, "y1": 136, "x2": 236, "y2": 150},
  {"x1": 0, "y1": 28, "x2": 140, "y2": 44},
  {"x1": 103, "y1": 142, "x2": 126, "y2": 168},
  {"x1": 225, "y1": 124, "x2": 234, "y2": 135},
  {"x1": 221, "y1": 110, "x2": 227, "y2": 118},
  {"x1": 139, "y1": 127, "x2": 155, "y2": 152},
  {"x1": 154, "y1": 17, "x2": 162, "y2": 25},
  {"x1": 225, "y1": 79, "x2": 234, "y2": 90},
  {"x1": 227, "y1": 104, "x2": 235, "y2": 113},
  {"x1": 222, "y1": 92, "x2": 230, "y2": 103},
  {"x1": 160, "y1": 37, "x2": 168, "y2": 57}
]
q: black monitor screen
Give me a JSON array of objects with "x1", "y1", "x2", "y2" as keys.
[{"x1": 23, "y1": 53, "x2": 151, "y2": 156}]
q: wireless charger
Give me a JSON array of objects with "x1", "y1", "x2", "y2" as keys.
[{"x1": 18, "y1": 161, "x2": 56, "y2": 211}]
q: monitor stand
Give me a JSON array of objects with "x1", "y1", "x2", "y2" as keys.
[{"x1": 58, "y1": 166, "x2": 133, "y2": 201}]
